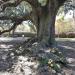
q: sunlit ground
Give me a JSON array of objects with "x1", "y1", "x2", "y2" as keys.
[{"x1": 0, "y1": 37, "x2": 29, "y2": 44}]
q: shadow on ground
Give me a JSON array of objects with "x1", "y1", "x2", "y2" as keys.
[{"x1": 56, "y1": 39, "x2": 75, "y2": 74}]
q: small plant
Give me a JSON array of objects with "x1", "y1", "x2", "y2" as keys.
[
  {"x1": 38, "y1": 48, "x2": 68, "y2": 73},
  {"x1": 48, "y1": 59, "x2": 61, "y2": 72}
]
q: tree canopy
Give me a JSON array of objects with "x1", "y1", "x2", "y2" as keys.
[
  {"x1": 0, "y1": 0, "x2": 66, "y2": 35},
  {"x1": 0, "y1": 0, "x2": 67, "y2": 46}
]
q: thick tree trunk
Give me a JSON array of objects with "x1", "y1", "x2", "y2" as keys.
[{"x1": 37, "y1": 5, "x2": 57, "y2": 47}]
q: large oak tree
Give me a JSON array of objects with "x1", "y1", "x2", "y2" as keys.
[
  {"x1": 0, "y1": 0, "x2": 69, "y2": 74},
  {"x1": 0, "y1": 0, "x2": 67, "y2": 47}
]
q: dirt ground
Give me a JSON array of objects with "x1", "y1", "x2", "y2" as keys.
[
  {"x1": 56, "y1": 38, "x2": 75, "y2": 75},
  {"x1": 0, "y1": 38, "x2": 75, "y2": 75}
]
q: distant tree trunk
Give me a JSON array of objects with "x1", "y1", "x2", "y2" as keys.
[
  {"x1": 12, "y1": 28, "x2": 15, "y2": 37},
  {"x1": 73, "y1": 10, "x2": 75, "y2": 29},
  {"x1": 12, "y1": 27, "x2": 16, "y2": 37}
]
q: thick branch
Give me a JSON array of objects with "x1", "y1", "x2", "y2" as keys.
[
  {"x1": 0, "y1": 14, "x2": 30, "y2": 20},
  {"x1": 0, "y1": 22, "x2": 20, "y2": 35}
]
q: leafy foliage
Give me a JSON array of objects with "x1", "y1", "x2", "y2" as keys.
[{"x1": 0, "y1": 1, "x2": 32, "y2": 32}]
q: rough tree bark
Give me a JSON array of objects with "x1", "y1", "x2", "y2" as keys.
[{"x1": 37, "y1": 8, "x2": 56, "y2": 47}]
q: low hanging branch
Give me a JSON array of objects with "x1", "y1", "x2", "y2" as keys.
[
  {"x1": 0, "y1": 16, "x2": 28, "y2": 35},
  {"x1": 0, "y1": 22, "x2": 19, "y2": 35},
  {"x1": 0, "y1": 13, "x2": 38, "y2": 35},
  {"x1": 0, "y1": 14, "x2": 38, "y2": 35}
]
